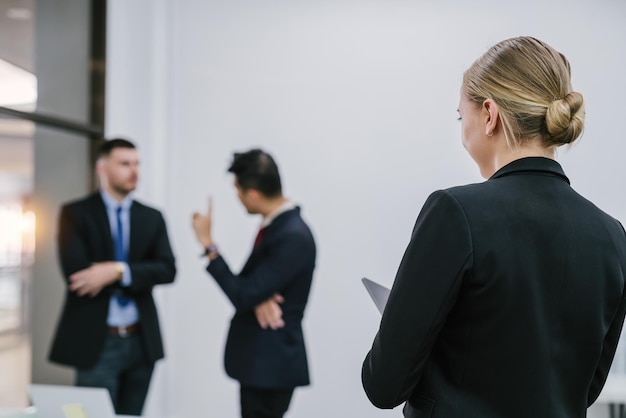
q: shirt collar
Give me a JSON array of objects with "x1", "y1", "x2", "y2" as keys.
[
  {"x1": 489, "y1": 157, "x2": 570, "y2": 184},
  {"x1": 100, "y1": 189, "x2": 133, "y2": 211},
  {"x1": 260, "y1": 200, "x2": 296, "y2": 228}
]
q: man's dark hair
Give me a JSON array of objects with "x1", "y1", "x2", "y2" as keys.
[
  {"x1": 97, "y1": 138, "x2": 136, "y2": 159},
  {"x1": 228, "y1": 149, "x2": 282, "y2": 198}
]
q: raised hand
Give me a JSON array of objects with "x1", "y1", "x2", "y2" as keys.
[{"x1": 192, "y1": 197, "x2": 214, "y2": 248}]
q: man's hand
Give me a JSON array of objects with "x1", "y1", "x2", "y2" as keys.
[
  {"x1": 69, "y1": 262, "x2": 121, "y2": 297},
  {"x1": 192, "y1": 197, "x2": 213, "y2": 248},
  {"x1": 255, "y1": 293, "x2": 285, "y2": 330}
]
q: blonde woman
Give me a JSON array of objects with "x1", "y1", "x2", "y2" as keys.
[{"x1": 362, "y1": 36, "x2": 626, "y2": 418}]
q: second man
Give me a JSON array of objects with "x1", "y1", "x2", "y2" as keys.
[{"x1": 192, "y1": 148, "x2": 316, "y2": 418}]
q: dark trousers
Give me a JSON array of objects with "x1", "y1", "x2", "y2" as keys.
[
  {"x1": 240, "y1": 386, "x2": 294, "y2": 418},
  {"x1": 610, "y1": 404, "x2": 626, "y2": 418},
  {"x1": 75, "y1": 334, "x2": 154, "y2": 416}
]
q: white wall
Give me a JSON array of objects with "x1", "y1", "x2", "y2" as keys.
[{"x1": 106, "y1": 1, "x2": 626, "y2": 417}]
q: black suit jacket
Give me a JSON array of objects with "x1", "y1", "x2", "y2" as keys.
[
  {"x1": 207, "y1": 207, "x2": 316, "y2": 389},
  {"x1": 362, "y1": 158, "x2": 626, "y2": 418},
  {"x1": 49, "y1": 193, "x2": 176, "y2": 368}
]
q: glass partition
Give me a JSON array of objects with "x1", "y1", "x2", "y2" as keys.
[
  {"x1": 0, "y1": 2, "x2": 35, "y2": 394},
  {"x1": 0, "y1": 122, "x2": 35, "y2": 336},
  {"x1": 0, "y1": 0, "x2": 36, "y2": 342},
  {"x1": 0, "y1": 0, "x2": 101, "y2": 409}
]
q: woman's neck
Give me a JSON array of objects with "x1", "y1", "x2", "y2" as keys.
[{"x1": 486, "y1": 139, "x2": 555, "y2": 178}]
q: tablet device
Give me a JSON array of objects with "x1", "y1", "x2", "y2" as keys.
[{"x1": 362, "y1": 277, "x2": 390, "y2": 314}]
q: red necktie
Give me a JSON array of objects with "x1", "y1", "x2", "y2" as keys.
[{"x1": 254, "y1": 228, "x2": 265, "y2": 249}]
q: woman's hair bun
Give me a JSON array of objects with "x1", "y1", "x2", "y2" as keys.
[{"x1": 545, "y1": 91, "x2": 585, "y2": 146}]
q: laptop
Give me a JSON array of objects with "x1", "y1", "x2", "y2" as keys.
[
  {"x1": 28, "y1": 384, "x2": 116, "y2": 418},
  {"x1": 361, "y1": 277, "x2": 390, "y2": 314}
]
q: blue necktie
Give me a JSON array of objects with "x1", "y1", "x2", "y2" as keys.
[{"x1": 114, "y1": 206, "x2": 130, "y2": 306}]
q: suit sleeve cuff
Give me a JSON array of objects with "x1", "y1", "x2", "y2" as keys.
[{"x1": 120, "y1": 262, "x2": 132, "y2": 287}]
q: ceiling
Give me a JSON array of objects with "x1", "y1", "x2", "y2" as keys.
[
  {"x1": 0, "y1": 0, "x2": 35, "y2": 195},
  {"x1": 0, "y1": 0, "x2": 36, "y2": 112}
]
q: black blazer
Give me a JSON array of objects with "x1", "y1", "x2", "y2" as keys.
[
  {"x1": 362, "y1": 158, "x2": 626, "y2": 418},
  {"x1": 207, "y1": 207, "x2": 316, "y2": 389},
  {"x1": 49, "y1": 193, "x2": 176, "y2": 368}
]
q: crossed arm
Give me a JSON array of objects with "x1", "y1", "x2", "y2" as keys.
[
  {"x1": 58, "y1": 204, "x2": 176, "y2": 298},
  {"x1": 58, "y1": 205, "x2": 121, "y2": 297},
  {"x1": 252, "y1": 293, "x2": 285, "y2": 330},
  {"x1": 192, "y1": 200, "x2": 296, "y2": 330}
]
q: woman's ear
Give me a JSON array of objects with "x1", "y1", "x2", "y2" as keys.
[{"x1": 482, "y1": 99, "x2": 499, "y2": 137}]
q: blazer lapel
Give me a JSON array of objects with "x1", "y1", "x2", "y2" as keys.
[
  {"x1": 239, "y1": 209, "x2": 297, "y2": 275},
  {"x1": 241, "y1": 244, "x2": 264, "y2": 275},
  {"x1": 129, "y1": 202, "x2": 141, "y2": 262}
]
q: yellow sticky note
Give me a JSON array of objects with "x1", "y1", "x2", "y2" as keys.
[{"x1": 62, "y1": 403, "x2": 90, "y2": 418}]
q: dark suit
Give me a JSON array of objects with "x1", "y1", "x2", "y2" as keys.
[
  {"x1": 49, "y1": 193, "x2": 176, "y2": 368},
  {"x1": 362, "y1": 157, "x2": 626, "y2": 418},
  {"x1": 207, "y1": 207, "x2": 316, "y2": 390}
]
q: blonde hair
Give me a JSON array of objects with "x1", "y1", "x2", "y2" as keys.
[{"x1": 463, "y1": 36, "x2": 585, "y2": 148}]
